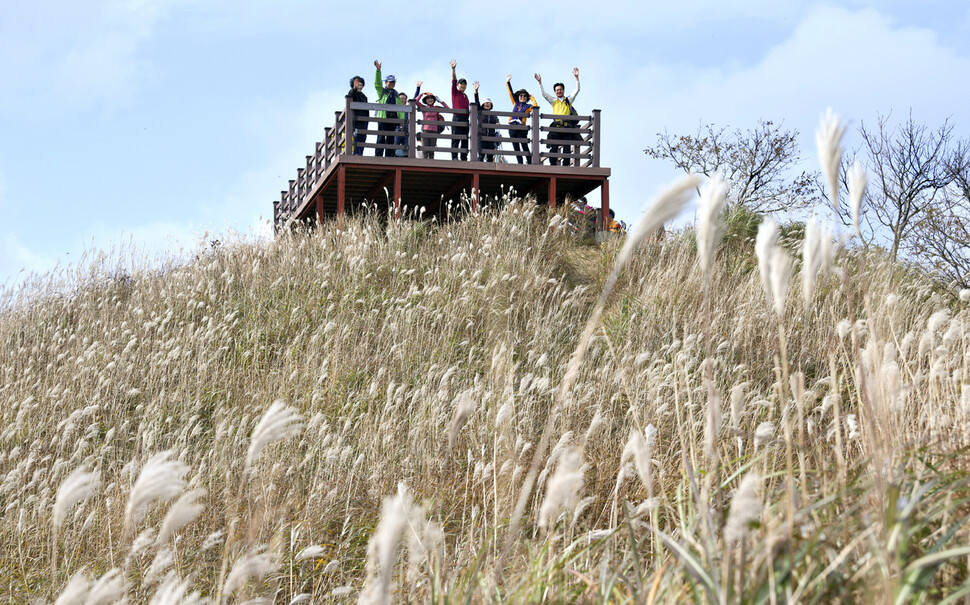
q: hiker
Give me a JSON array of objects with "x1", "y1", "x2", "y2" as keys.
[
  {"x1": 416, "y1": 89, "x2": 449, "y2": 160},
  {"x1": 473, "y1": 82, "x2": 499, "y2": 162},
  {"x1": 374, "y1": 60, "x2": 403, "y2": 157},
  {"x1": 506, "y1": 75, "x2": 538, "y2": 164},
  {"x1": 394, "y1": 90, "x2": 412, "y2": 157},
  {"x1": 449, "y1": 59, "x2": 470, "y2": 161},
  {"x1": 534, "y1": 68, "x2": 581, "y2": 166},
  {"x1": 346, "y1": 75, "x2": 368, "y2": 155}
]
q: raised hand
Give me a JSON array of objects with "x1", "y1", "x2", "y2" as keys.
[
  {"x1": 573, "y1": 67, "x2": 579, "y2": 78},
  {"x1": 450, "y1": 59, "x2": 457, "y2": 69},
  {"x1": 534, "y1": 73, "x2": 542, "y2": 83},
  {"x1": 416, "y1": 80, "x2": 423, "y2": 87},
  {"x1": 473, "y1": 81, "x2": 480, "y2": 91},
  {"x1": 506, "y1": 74, "x2": 512, "y2": 83},
  {"x1": 374, "y1": 60, "x2": 381, "y2": 70}
]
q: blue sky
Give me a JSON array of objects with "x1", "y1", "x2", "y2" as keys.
[{"x1": 2, "y1": 0, "x2": 970, "y2": 286}]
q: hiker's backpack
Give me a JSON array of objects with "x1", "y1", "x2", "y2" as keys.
[{"x1": 564, "y1": 99, "x2": 580, "y2": 127}]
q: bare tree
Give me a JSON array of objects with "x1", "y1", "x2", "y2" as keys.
[
  {"x1": 856, "y1": 111, "x2": 955, "y2": 262},
  {"x1": 910, "y1": 139, "x2": 970, "y2": 288},
  {"x1": 644, "y1": 120, "x2": 821, "y2": 215}
]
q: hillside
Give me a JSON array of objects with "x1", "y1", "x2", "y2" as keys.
[{"x1": 1, "y1": 199, "x2": 969, "y2": 603}]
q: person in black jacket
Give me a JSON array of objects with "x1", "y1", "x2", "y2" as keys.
[
  {"x1": 473, "y1": 82, "x2": 499, "y2": 162},
  {"x1": 346, "y1": 76, "x2": 368, "y2": 155}
]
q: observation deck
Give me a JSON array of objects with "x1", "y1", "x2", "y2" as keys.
[{"x1": 273, "y1": 98, "x2": 611, "y2": 228}]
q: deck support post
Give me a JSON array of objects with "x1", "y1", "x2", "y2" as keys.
[
  {"x1": 394, "y1": 169, "x2": 402, "y2": 220},
  {"x1": 601, "y1": 179, "x2": 610, "y2": 229},
  {"x1": 548, "y1": 177, "x2": 557, "y2": 209},
  {"x1": 337, "y1": 164, "x2": 346, "y2": 217},
  {"x1": 471, "y1": 172, "x2": 480, "y2": 213}
]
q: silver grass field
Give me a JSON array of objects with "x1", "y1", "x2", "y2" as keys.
[{"x1": 2, "y1": 114, "x2": 970, "y2": 603}]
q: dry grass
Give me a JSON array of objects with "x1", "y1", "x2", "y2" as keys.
[{"x1": 1, "y1": 192, "x2": 969, "y2": 603}]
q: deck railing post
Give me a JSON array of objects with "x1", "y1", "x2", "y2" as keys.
[
  {"x1": 469, "y1": 103, "x2": 480, "y2": 162},
  {"x1": 601, "y1": 179, "x2": 610, "y2": 231},
  {"x1": 531, "y1": 110, "x2": 541, "y2": 165},
  {"x1": 408, "y1": 99, "x2": 417, "y2": 159},
  {"x1": 592, "y1": 109, "x2": 601, "y2": 168},
  {"x1": 343, "y1": 97, "x2": 353, "y2": 156},
  {"x1": 324, "y1": 128, "x2": 332, "y2": 168}
]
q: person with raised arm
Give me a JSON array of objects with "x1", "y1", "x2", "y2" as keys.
[
  {"x1": 506, "y1": 74, "x2": 538, "y2": 164},
  {"x1": 393, "y1": 86, "x2": 417, "y2": 157},
  {"x1": 473, "y1": 82, "x2": 499, "y2": 162},
  {"x1": 373, "y1": 60, "x2": 403, "y2": 157},
  {"x1": 450, "y1": 59, "x2": 470, "y2": 161},
  {"x1": 415, "y1": 89, "x2": 449, "y2": 160},
  {"x1": 534, "y1": 67, "x2": 581, "y2": 166},
  {"x1": 346, "y1": 75, "x2": 368, "y2": 156}
]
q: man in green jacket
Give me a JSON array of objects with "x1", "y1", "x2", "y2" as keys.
[{"x1": 374, "y1": 60, "x2": 403, "y2": 157}]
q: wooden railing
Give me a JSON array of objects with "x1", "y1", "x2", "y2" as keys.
[{"x1": 274, "y1": 99, "x2": 602, "y2": 225}]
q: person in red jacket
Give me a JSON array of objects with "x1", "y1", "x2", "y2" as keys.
[{"x1": 450, "y1": 59, "x2": 470, "y2": 161}]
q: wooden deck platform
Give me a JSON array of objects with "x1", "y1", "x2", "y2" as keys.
[{"x1": 284, "y1": 155, "x2": 610, "y2": 225}]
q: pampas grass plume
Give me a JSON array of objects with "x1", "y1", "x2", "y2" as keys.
[
  {"x1": 802, "y1": 215, "x2": 834, "y2": 311},
  {"x1": 295, "y1": 545, "x2": 326, "y2": 562},
  {"x1": 622, "y1": 425, "x2": 656, "y2": 498},
  {"x1": 53, "y1": 468, "x2": 100, "y2": 531},
  {"x1": 246, "y1": 400, "x2": 305, "y2": 472},
  {"x1": 156, "y1": 488, "x2": 206, "y2": 545},
  {"x1": 360, "y1": 491, "x2": 410, "y2": 605},
  {"x1": 538, "y1": 446, "x2": 585, "y2": 530},
  {"x1": 150, "y1": 576, "x2": 209, "y2": 605},
  {"x1": 847, "y1": 160, "x2": 867, "y2": 238},
  {"x1": 125, "y1": 451, "x2": 188, "y2": 528},
  {"x1": 447, "y1": 388, "x2": 477, "y2": 451},
  {"x1": 53, "y1": 571, "x2": 90, "y2": 605},
  {"x1": 755, "y1": 218, "x2": 779, "y2": 307},
  {"x1": 223, "y1": 548, "x2": 279, "y2": 596},
  {"x1": 696, "y1": 173, "x2": 729, "y2": 288},
  {"x1": 724, "y1": 471, "x2": 762, "y2": 542},
  {"x1": 85, "y1": 569, "x2": 126, "y2": 605},
  {"x1": 616, "y1": 174, "x2": 702, "y2": 272},
  {"x1": 816, "y1": 107, "x2": 847, "y2": 215}
]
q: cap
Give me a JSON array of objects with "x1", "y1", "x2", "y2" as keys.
[
  {"x1": 385, "y1": 75, "x2": 396, "y2": 83},
  {"x1": 483, "y1": 97, "x2": 492, "y2": 104}
]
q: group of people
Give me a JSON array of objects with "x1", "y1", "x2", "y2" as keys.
[{"x1": 345, "y1": 60, "x2": 583, "y2": 166}]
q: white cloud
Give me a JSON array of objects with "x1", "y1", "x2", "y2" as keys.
[
  {"x1": 0, "y1": 234, "x2": 58, "y2": 288},
  {"x1": 0, "y1": 0, "x2": 165, "y2": 116}
]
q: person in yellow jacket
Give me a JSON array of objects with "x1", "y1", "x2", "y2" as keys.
[{"x1": 534, "y1": 68, "x2": 580, "y2": 166}]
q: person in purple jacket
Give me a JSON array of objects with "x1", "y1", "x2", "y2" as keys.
[{"x1": 449, "y1": 59, "x2": 470, "y2": 161}]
